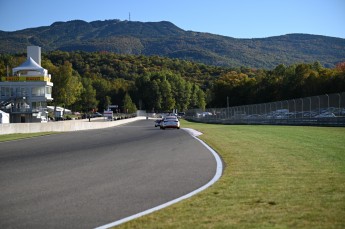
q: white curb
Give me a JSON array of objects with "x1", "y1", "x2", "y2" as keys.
[{"x1": 95, "y1": 128, "x2": 223, "y2": 229}]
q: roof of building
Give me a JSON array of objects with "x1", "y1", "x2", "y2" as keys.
[{"x1": 13, "y1": 57, "x2": 46, "y2": 75}]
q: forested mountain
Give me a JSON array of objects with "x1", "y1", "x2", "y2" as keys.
[{"x1": 1, "y1": 19, "x2": 344, "y2": 69}]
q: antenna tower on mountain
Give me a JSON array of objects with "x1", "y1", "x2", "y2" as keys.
[{"x1": 129, "y1": 12, "x2": 131, "y2": 21}]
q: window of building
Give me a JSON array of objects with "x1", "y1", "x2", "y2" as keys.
[
  {"x1": 32, "y1": 87, "x2": 45, "y2": 96},
  {"x1": 32, "y1": 101, "x2": 47, "y2": 112},
  {"x1": 45, "y1": 86, "x2": 52, "y2": 95},
  {"x1": 20, "y1": 88, "x2": 28, "y2": 97},
  {"x1": 4, "y1": 87, "x2": 10, "y2": 97},
  {"x1": 0, "y1": 87, "x2": 4, "y2": 97},
  {"x1": 7, "y1": 87, "x2": 10, "y2": 97},
  {"x1": 0, "y1": 87, "x2": 15, "y2": 98},
  {"x1": 16, "y1": 88, "x2": 20, "y2": 97}
]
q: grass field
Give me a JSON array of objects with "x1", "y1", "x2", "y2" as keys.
[
  {"x1": 0, "y1": 132, "x2": 56, "y2": 142},
  {"x1": 117, "y1": 121, "x2": 345, "y2": 229}
]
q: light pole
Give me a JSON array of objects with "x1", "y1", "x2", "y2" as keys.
[
  {"x1": 265, "y1": 103, "x2": 267, "y2": 117},
  {"x1": 308, "y1": 97, "x2": 312, "y2": 118},
  {"x1": 293, "y1": 99, "x2": 296, "y2": 119},
  {"x1": 300, "y1": 98, "x2": 304, "y2": 119},
  {"x1": 338, "y1": 93, "x2": 341, "y2": 116},
  {"x1": 270, "y1": 103, "x2": 272, "y2": 115},
  {"x1": 286, "y1": 100, "x2": 289, "y2": 119},
  {"x1": 227, "y1": 96, "x2": 229, "y2": 120}
]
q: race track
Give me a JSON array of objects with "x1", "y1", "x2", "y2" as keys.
[{"x1": 0, "y1": 119, "x2": 217, "y2": 228}]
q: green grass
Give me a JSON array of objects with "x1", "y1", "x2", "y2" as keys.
[
  {"x1": 0, "y1": 132, "x2": 56, "y2": 142},
  {"x1": 117, "y1": 121, "x2": 345, "y2": 229}
]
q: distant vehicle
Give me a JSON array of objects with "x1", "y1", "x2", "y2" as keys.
[
  {"x1": 202, "y1": 112, "x2": 212, "y2": 117},
  {"x1": 177, "y1": 112, "x2": 185, "y2": 118},
  {"x1": 160, "y1": 116, "x2": 180, "y2": 129},
  {"x1": 92, "y1": 112, "x2": 103, "y2": 117},
  {"x1": 154, "y1": 119, "x2": 163, "y2": 127},
  {"x1": 196, "y1": 112, "x2": 212, "y2": 118},
  {"x1": 315, "y1": 112, "x2": 336, "y2": 118}
]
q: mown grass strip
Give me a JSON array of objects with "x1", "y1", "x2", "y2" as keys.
[
  {"x1": 116, "y1": 121, "x2": 345, "y2": 229},
  {"x1": 0, "y1": 132, "x2": 57, "y2": 142}
]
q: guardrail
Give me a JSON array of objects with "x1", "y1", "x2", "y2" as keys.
[{"x1": 185, "y1": 92, "x2": 345, "y2": 127}]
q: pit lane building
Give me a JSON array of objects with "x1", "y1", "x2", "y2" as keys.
[{"x1": 0, "y1": 46, "x2": 53, "y2": 123}]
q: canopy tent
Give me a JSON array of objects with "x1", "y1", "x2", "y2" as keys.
[
  {"x1": 12, "y1": 57, "x2": 46, "y2": 75},
  {"x1": 47, "y1": 106, "x2": 72, "y2": 114}
]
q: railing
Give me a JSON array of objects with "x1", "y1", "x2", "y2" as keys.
[
  {"x1": 185, "y1": 92, "x2": 345, "y2": 127},
  {"x1": 2, "y1": 107, "x2": 47, "y2": 114},
  {"x1": 1, "y1": 93, "x2": 51, "y2": 99},
  {"x1": 1, "y1": 76, "x2": 51, "y2": 82}
]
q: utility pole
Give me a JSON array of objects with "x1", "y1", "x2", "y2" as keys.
[{"x1": 227, "y1": 96, "x2": 229, "y2": 119}]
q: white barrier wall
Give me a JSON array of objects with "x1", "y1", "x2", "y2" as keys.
[{"x1": 0, "y1": 117, "x2": 146, "y2": 135}]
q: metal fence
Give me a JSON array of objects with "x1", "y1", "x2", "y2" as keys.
[{"x1": 185, "y1": 92, "x2": 345, "y2": 127}]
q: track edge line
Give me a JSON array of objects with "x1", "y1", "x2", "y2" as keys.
[{"x1": 95, "y1": 128, "x2": 223, "y2": 229}]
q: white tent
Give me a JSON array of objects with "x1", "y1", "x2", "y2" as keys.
[
  {"x1": 0, "y1": 110, "x2": 10, "y2": 124},
  {"x1": 47, "y1": 106, "x2": 72, "y2": 114},
  {"x1": 12, "y1": 57, "x2": 46, "y2": 75}
]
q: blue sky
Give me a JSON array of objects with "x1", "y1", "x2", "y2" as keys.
[{"x1": 0, "y1": 0, "x2": 344, "y2": 38}]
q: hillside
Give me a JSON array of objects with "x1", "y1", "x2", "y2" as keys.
[{"x1": 1, "y1": 19, "x2": 345, "y2": 68}]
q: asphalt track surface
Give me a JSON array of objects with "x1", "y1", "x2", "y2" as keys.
[{"x1": 0, "y1": 119, "x2": 217, "y2": 229}]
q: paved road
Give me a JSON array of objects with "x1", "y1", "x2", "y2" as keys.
[{"x1": 0, "y1": 119, "x2": 217, "y2": 229}]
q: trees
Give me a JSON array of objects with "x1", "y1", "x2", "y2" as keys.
[
  {"x1": 51, "y1": 61, "x2": 82, "y2": 115},
  {"x1": 196, "y1": 88, "x2": 206, "y2": 110},
  {"x1": 210, "y1": 71, "x2": 256, "y2": 107},
  {"x1": 159, "y1": 79, "x2": 175, "y2": 111},
  {"x1": 135, "y1": 74, "x2": 161, "y2": 111},
  {"x1": 1, "y1": 51, "x2": 344, "y2": 113},
  {"x1": 43, "y1": 51, "x2": 215, "y2": 111},
  {"x1": 167, "y1": 73, "x2": 191, "y2": 112},
  {"x1": 123, "y1": 93, "x2": 137, "y2": 113},
  {"x1": 77, "y1": 77, "x2": 98, "y2": 112},
  {"x1": 92, "y1": 76, "x2": 112, "y2": 111}
]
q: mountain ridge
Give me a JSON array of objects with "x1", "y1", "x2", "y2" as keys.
[{"x1": 1, "y1": 19, "x2": 344, "y2": 69}]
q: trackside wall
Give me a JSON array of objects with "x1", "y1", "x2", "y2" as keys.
[{"x1": 0, "y1": 117, "x2": 145, "y2": 135}]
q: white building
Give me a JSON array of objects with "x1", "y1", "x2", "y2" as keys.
[{"x1": 0, "y1": 46, "x2": 53, "y2": 123}]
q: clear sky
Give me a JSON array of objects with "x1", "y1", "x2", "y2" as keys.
[{"x1": 0, "y1": 0, "x2": 344, "y2": 39}]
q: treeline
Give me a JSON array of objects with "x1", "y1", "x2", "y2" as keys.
[
  {"x1": 209, "y1": 62, "x2": 345, "y2": 107},
  {"x1": 0, "y1": 51, "x2": 212, "y2": 112},
  {"x1": 0, "y1": 51, "x2": 344, "y2": 112}
]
